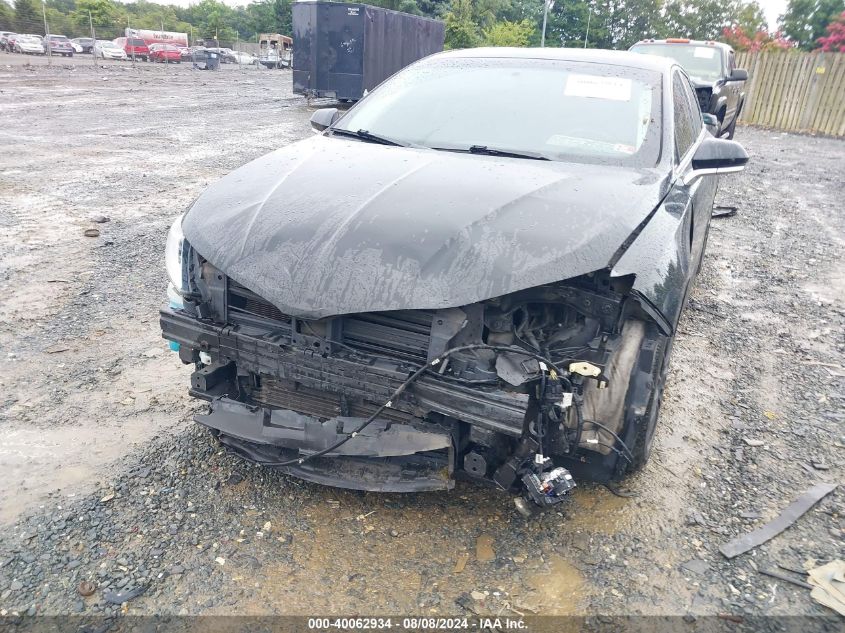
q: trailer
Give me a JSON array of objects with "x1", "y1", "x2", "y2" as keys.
[
  {"x1": 259, "y1": 33, "x2": 293, "y2": 69},
  {"x1": 292, "y1": 1, "x2": 444, "y2": 101},
  {"x1": 125, "y1": 28, "x2": 188, "y2": 48}
]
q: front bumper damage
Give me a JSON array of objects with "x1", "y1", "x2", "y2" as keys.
[
  {"x1": 161, "y1": 262, "x2": 647, "y2": 511},
  {"x1": 198, "y1": 398, "x2": 454, "y2": 492},
  {"x1": 161, "y1": 307, "x2": 529, "y2": 492}
]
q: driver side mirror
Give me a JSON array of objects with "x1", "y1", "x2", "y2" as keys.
[
  {"x1": 310, "y1": 108, "x2": 340, "y2": 132},
  {"x1": 683, "y1": 136, "x2": 748, "y2": 185},
  {"x1": 727, "y1": 68, "x2": 748, "y2": 82}
]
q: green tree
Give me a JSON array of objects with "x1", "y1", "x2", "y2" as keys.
[
  {"x1": 444, "y1": 0, "x2": 480, "y2": 48},
  {"x1": 483, "y1": 18, "x2": 534, "y2": 45},
  {"x1": 14, "y1": 0, "x2": 40, "y2": 33},
  {"x1": 733, "y1": 0, "x2": 767, "y2": 33},
  {"x1": 72, "y1": 0, "x2": 117, "y2": 31},
  {"x1": 662, "y1": 0, "x2": 761, "y2": 40},
  {"x1": 780, "y1": 0, "x2": 844, "y2": 48},
  {"x1": 0, "y1": 0, "x2": 14, "y2": 30}
]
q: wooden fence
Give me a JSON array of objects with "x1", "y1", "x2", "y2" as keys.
[{"x1": 735, "y1": 51, "x2": 845, "y2": 137}]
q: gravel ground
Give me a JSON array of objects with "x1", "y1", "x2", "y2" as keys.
[{"x1": 0, "y1": 60, "x2": 842, "y2": 625}]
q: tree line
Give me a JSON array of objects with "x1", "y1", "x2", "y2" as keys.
[{"x1": 0, "y1": 0, "x2": 842, "y2": 52}]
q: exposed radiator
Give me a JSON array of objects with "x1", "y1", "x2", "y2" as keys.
[
  {"x1": 251, "y1": 375, "x2": 414, "y2": 424},
  {"x1": 227, "y1": 279, "x2": 433, "y2": 364}
]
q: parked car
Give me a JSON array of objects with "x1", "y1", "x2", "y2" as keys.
[
  {"x1": 0, "y1": 32, "x2": 15, "y2": 52},
  {"x1": 630, "y1": 39, "x2": 747, "y2": 139},
  {"x1": 113, "y1": 37, "x2": 149, "y2": 62},
  {"x1": 178, "y1": 46, "x2": 192, "y2": 61},
  {"x1": 14, "y1": 35, "x2": 44, "y2": 55},
  {"x1": 161, "y1": 48, "x2": 748, "y2": 514},
  {"x1": 148, "y1": 43, "x2": 182, "y2": 63},
  {"x1": 45, "y1": 34, "x2": 74, "y2": 57},
  {"x1": 4, "y1": 33, "x2": 22, "y2": 52},
  {"x1": 205, "y1": 47, "x2": 237, "y2": 63},
  {"x1": 230, "y1": 50, "x2": 257, "y2": 65},
  {"x1": 93, "y1": 39, "x2": 127, "y2": 60},
  {"x1": 70, "y1": 37, "x2": 94, "y2": 54}
]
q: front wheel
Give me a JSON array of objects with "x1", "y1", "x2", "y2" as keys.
[
  {"x1": 578, "y1": 320, "x2": 671, "y2": 480},
  {"x1": 724, "y1": 102, "x2": 743, "y2": 140}
]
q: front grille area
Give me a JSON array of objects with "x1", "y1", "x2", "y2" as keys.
[
  {"x1": 228, "y1": 280, "x2": 291, "y2": 325},
  {"x1": 226, "y1": 279, "x2": 433, "y2": 364},
  {"x1": 252, "y1": 375, "x2": 415, "y2": 424}
]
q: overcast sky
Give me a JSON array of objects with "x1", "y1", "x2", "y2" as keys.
[{"x1": 120, "y1": 0, "x2": 791, "y2": 31}]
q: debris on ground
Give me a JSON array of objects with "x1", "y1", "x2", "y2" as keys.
[
  {"x1": 759, "y1": 567, "x2": 813, "y2": 589},
  {"x1": 453, "y1": 552, "x2": 470, "y2": 574},
  {"x1": 475, "y1": 534, "x2": 495, "y2": 562},
  {"x1": 808, "y1": 560, "x2": 845, "y2": 616},
  {"x1": 719, "y1": 483, "x2": 838, "y2": 558},
  {"x1": 76, "y1": 580, "x2": 96, "y2": 597},
  {"x1": 103, "y1": 586, "x2": 145, "y2": 605}
]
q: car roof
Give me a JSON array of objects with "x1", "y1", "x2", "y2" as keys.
[
  {"x1": 430, "y1": 47, "x2": 676, "y2": 75},
  {"x1": 632, "y1": 39, "x2": 733, "y2": 52}
]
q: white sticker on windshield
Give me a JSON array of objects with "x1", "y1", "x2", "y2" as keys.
[
  {"x1": 564, "y1": 74, "x2": 632, "y2": 101},
  {"x1": 693, "y1": 47, "x2": 716, "y2": 59}
]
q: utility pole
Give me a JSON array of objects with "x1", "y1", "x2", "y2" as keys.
[
  {"x1": 41, "y1": 0, "x2": 51, "y2": 65},
  {"x1": 128, "y1": 18, "x2": 135, "y2": 67},
  {"x1": 89, "y1": 11, "x2": 96, "y2": 66},
  {"x1": 584, "y1": 8, "x2": 591, "y2": 48},
  {"x1": 162, "y1": 18, "x2": 168, "y2": 65},
  {"x1": 541, "y1": 0, "x2": 555, "y2": 48}
]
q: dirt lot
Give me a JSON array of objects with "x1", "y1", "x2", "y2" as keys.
[{"x1": 0, "y1": 58, "x2": 843, "y2": 624}]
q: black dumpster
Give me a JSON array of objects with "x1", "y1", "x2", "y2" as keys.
[
  {"x1": 192, "y1": 48, "x2": 220, "y2": 70},
  {"x1": 292, "y1": 1, "x2": 444, "y2": 101}
]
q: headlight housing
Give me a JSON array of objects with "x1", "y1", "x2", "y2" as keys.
[{"x1": 165, "y1": 214, "x2": 189, "y2": 295}]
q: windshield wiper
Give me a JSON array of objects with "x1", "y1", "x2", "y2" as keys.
[
  {"x1": 330, "y1": 128, "x2": 408, "y2": 147},
  {"x1": 434, "y1": 145, "x2": 551, "y2": 161}
]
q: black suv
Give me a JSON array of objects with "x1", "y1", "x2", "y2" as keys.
[{"x1": 630, "y1": 39, "x2": 747, "y2": 139}]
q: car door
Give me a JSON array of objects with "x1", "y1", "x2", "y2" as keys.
[
  {"x1": 724, "y1": 50, "x2": 739, "y2": 123},
  {"x1": 672, "y1": 70, "x2": 717, "y2": 276}
]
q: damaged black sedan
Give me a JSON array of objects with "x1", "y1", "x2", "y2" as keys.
[{"x1": 160, "y1": 48, "x2": 748, "y2": 514}]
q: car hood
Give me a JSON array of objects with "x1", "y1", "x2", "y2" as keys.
[
  {"x1": 690, "y1": 78, "x2": 716, "y2": 90},
  {"x1": 182, "y1": 135, "x2": 670, "y2": 318}
]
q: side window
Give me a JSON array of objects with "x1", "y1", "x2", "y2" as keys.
[
  {"x1": 672, "y1": 73, "x2": 697, "y2": 160},
  {"x1": 680, "y1": 75, "x2": 703, "y2": 133}
]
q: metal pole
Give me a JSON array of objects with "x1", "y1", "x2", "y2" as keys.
[
  {"x1": 89, "y1": 11, "x2": 96, "y2": 66},
  {"x1": 236, "y1": 32, "x2": 241, "y2": 71},
  {"x1": 41, "y1": 0, "x2": 51, "y2": 65},
  {"x1": 162, "y1": 19, "x2": 168, "y2": 66},
  {"x1": 584, "y1": 8, "x2": 591, "y2": 48},
  {"x1": 129, "y1": 19, "x2": 135, "y2": 66},
  {"x1": 541, "y1": 0, "x2": 549, "y2": 48}
]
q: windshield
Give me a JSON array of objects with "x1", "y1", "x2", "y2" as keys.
[
  {"x1": 129, "y1": 38, "x2": 145, "y2": 46},
  {"x1": 100, "y1": 41, "x2": 119, "y2": 48},
  {"x1": 333, "y1": 57, "x2": 662, "y2": 167},
  {"x1": 631, "y1": 44, "x2": 723, "y2": 82}
]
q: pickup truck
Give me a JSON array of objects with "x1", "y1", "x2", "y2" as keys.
[{"x1": 630, "y1": 39, "x2": 748, "y2": 139}]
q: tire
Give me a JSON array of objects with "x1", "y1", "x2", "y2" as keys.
[
  {"x1": 724, "y1": 102, "x2": 743, "y2": 140},
  {"x1": 578, "y1": 320, "x2": 671, "y2": 480}
]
